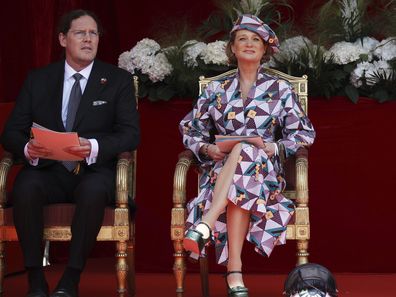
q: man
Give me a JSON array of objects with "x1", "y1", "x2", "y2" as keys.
[{"x1": 1, "y1": 9, "x2": 139, "y2": 297}]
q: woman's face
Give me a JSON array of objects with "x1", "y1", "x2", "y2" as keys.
[{"x1": 231, "y1": 30, "x2": 268, "y2": 65}]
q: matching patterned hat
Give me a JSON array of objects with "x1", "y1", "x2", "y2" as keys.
[{"x1": 230, "y1": 14, "x2": 280, "y2": 55}]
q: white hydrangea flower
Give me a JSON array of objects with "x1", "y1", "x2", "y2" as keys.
[
  {"x1": 118, "y1": 50, "x2": 134, "y2": 74},
  {"x1": 350, "y1": 61, "x2": 372, "y2": 87},
  {"x1": 275, "y1": 36, "x2": 313, "y2": 62},
  {"x1": 183, "y1": 40, "x2": 207, "y2": 67},
  {"x1": 350, "y1": 60, "x2": 393, "y2": 87},
  {"x1": 353, "y1": 37, "x2": 379, "y2": 52},
  {"x1": 131, "y1": 38, "x2": 161, "y2": 57},
  {"x1": 350, "y1": 37, "x2": 379, "y2": 61},
  {"x1": 146, "y1": 52, "x2": 173, "y2": 83},
  {"x1": 129, "y1": 38, "x2": 161, "y2": 71},
  {"x1": 324, "y1": 41, "x2": 368, "y2": 64},
  {"x1": 273, "y1": 36, "x2": 325, "y2": 68},
  {"x1": 119, "y1": 38, "x2": 173, "y2": 83},
  {"x1": 200, "y1": 40, "x2": 228, "y2": 65},
  {"x1": 373, "y1": 37, "x2": 396, "y2": 61}
]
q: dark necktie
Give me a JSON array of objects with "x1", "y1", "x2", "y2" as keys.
[
  {"x1": 63, "y1": 73, "x2": 83, "y2": 172},
  {"x1": 65, "y1": 73, "x2": 83, "y2": 132}
]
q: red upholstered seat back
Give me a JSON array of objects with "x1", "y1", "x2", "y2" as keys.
[
  {"x1": 0, "y1": 102, "x2": 14, "y2": 134},
  {"x1": 0, "y1": 102, "x2": 14, "y2": 159},
  {"x1": 0, "y1": 103, "x2": 21, "y2": 194}
]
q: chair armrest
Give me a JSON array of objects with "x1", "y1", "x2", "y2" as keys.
[
  {"x1": 0, "y1": 151, "x2": 14, "y2": 207},
  {"x1": 173, "y1": 150, "x2": 198, "y2": 207},
  {"x1": 171, "y1": 150, "x2": 198, "y2": 243},
  {"x1": 295, "y1": 147, "x2": 309, "y2": 207},
  {"x1": 118, "y1": 152, "x2": 133, "y2": 160},
  {"x1": 116, "y1": 151, "x2": 135, "y2": 208},
  {"x1": 295, "y1": 146, "x2": 308, "y2": 160}
]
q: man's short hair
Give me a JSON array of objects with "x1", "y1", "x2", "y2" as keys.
[{"x1": 57, "y1": 9, "x2": 103, "y2": 35}]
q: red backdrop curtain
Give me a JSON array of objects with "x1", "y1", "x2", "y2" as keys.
[
  {"x1": 0, "y1": 0, "x2": 219, "y2": 103},
  {"x1": 0, "y1": 0, "x2": 311, "y2": 103}
]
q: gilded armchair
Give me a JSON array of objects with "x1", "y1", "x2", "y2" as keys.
[
  {"x1": 0, "y1": 76, "x2": 139, "y2": 297},
  {"x1": 171, "y1": 68, "x2": 311, "y2": 296}
]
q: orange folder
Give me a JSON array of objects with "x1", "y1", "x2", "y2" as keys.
[
  {"x1": 31, "y1": 123, "x2": 83, "y2": 161},
  {"x1": 215, "y1": 135, "x2": 264, "y2": 153}
]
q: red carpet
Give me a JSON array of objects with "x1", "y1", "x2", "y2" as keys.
[{"x1": 3, "y1": 257, "x2": 396, "y2": 297}]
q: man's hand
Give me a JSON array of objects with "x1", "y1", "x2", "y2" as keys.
[
  {"x1": 65, "y1": 137, "x2": 92, "y2": 159},
  {"x1": 27, "y1": 139, "x2": 52, "y2": 159}
]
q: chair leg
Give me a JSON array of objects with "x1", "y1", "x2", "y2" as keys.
[
  {"x1": 199, "y1": 256, "x2": 209, "y2": 297},
  {"x1": 173, "y1": 239, "x2": 186, "y2": 295},
  {"x1": 296, "y1": 239, "x2": 309, "y2": 265},
  {"x1": 126, "y1": 238, "x2": 135, "y2": 297},
  {"x1": 0, "y1": 241, "x2": 4, "y2": 297},
  {"x1": 116, "y1": 241, "x2": 128, "y2": 297}
]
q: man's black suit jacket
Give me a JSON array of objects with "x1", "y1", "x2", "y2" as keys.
[{"x1": 1, "y1": 59, "x2": 140, "y2": 174}]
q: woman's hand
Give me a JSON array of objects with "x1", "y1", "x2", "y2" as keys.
[
  {"x1": 262, "y1": 142, "x2": 276, "y2": 158},
  {"x1": 200, "y1": 143, "x2": 227, "y2": 162},
  {"x1": 208, "y1": 144, "x2": 227, "y2": 162}
]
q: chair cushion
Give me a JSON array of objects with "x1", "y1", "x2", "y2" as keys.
[{"x1": 2, "y1": 203, "x2": 115, "y2": 227}]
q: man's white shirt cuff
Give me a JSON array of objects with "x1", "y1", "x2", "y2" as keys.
[
  {"x1": 24, "y1": 143, "x2": 39, "y2": 166},
  {"x1": 86, "y1": 139, "x2": 98, "y2": 165}
]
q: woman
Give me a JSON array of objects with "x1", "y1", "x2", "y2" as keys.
[{"x1": 179, "y1": 14, "x2": 315, "y2": 297}]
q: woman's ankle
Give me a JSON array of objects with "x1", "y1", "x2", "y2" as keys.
[{"x1": 225, "y1": 271, "x2": 245, "y2": 288}]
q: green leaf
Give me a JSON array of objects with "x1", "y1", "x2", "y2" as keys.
[
  {"x1": 148, "y1": 87, "x2": 159, "y2": 101},
  {"x1": 344, "y1": 85, "x2": 360, "y2": 103},
  {"x1": 372, "y1": 89, "x2": 389, "y2": 103},
  {"x1": 138, "y1": 84, "x2": 149, "y2": 98},
  {"x1": 137, "y1": 72, "x2": 150, "y2": 83},
  {"x1": 343, "y1": 64, "x2": 356, "y2": 73},
  {"x1": 156, "y1": 85, "x2": 176, "y2": 101},
  {"x1": 333, "y1": 69, "x2": 348, "y2": 80},
  {"x1": 359, "y1": 53, "x2": 369, "y2": 62}
]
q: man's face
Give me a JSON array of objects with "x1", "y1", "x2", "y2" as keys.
[{"x1": 59, "y1": 15, "x2": 99, "y2": 70}]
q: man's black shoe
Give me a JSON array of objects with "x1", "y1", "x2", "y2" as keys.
[
  {"x1": 26, "y1": 288, "x2": 49, "y2": 297},
  {"x1": 50, "y1": 288, "x2": 78, "y2": 297}
]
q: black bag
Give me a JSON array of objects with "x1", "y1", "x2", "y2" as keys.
[{"x1": 283, "y1": 263, "x2": 338, "y2": 297}]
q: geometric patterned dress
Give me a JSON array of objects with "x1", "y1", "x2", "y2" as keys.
[{"x1": 179, "y1": 65, "x2": 316, "y2": 265}]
